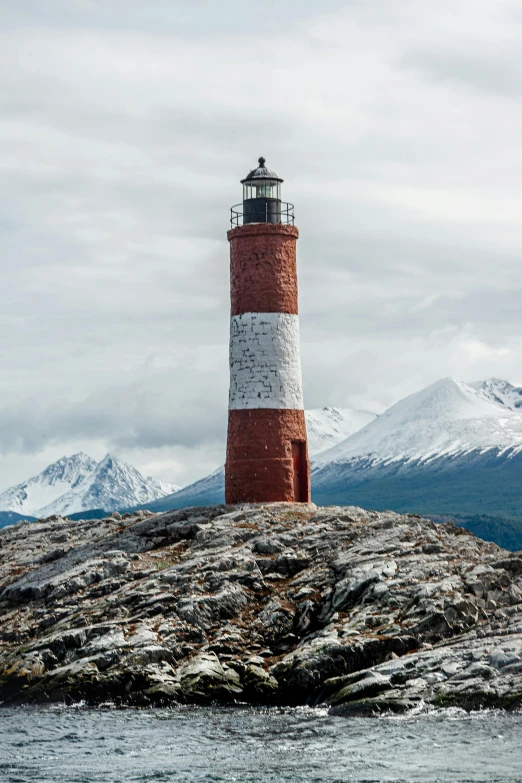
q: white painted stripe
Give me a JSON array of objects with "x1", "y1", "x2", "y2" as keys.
[{"x1": 229, "y1": 312, "x2": 304, "y2": 410}]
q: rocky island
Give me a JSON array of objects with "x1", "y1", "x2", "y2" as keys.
[{"x1": 1, "y1": 503, "x2": 522, "y2": 714}]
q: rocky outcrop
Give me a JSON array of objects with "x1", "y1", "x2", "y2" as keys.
[{"x1": 1, "y1": 504, "x2": 521, "y2": 713}]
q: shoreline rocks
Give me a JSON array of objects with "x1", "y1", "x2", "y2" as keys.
[{"x1": 1, "y1": 503, "x2": 521, "y2": 714}]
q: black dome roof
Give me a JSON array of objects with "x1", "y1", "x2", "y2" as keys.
[{"x1": 241, "y1": 157, "x2": 283, "y2": 183}]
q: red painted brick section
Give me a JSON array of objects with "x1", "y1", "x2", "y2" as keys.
[
  {"x1": 226, "y1": 457, "x2": 296, "y2": 504},
  {"x1": 228, "y1": 224, "x2": 299, "y2": 316},
  {"x1": 225, "y1": 409, "x2": 311, "y2": 504}
]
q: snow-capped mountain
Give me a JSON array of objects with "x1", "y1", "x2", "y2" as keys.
[
  {"x1": 0, "y1": 453, "x2": 179, "y2": 519},
  {"x1": 313, "y1": 378, "x2": 522, "y2": 468},
  {"x1": 311, "y1": 378, "x2": 522, "y2": 528},
  {"x1": 469, "y1": 378, "x2": 522, "y2": 410},
  {"x1": 0, "y1": 453, "x2": 97, "y2": 517},
  {"x1": 140, "y1": 406, "x2": 378, "y2": 513}
]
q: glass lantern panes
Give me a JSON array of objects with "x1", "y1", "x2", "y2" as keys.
[{"x1": 243, "y1": 179, "x2": 281, "y2": 200}]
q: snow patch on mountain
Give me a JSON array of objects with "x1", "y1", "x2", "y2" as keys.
[
  {"x1": 305, "y1": 407, "x2": 377, "y2": 455},
  {"x1": 469, "y1": 378, "x2": 522, "y2": 411},
  {"x1": 314, "y1": 378, "x2": 522, "y2": 468},
  {"x1": 147, "y1": 477, "x2": 181, "y2": 496}
]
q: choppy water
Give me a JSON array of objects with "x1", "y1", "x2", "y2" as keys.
[{"x1": 1, "y1": 705, "x2": 521, "y2": 783}]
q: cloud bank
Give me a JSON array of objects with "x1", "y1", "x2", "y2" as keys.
[{"x1": 1, "y1": 0, "x2": 522, "y2": 487}]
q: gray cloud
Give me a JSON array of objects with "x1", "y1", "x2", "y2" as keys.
[
  {"x1": 400, "y1": 49, "x2": 522, "y2": 97},
  {"x1": 1, "y1": 0, "x2": 522, "y2": 488}
]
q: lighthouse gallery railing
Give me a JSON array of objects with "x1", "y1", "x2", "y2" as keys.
[{"x1": 230, "y1": 201, "x2": 295, "y2": 228}]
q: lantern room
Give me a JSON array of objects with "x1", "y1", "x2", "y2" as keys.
[
  {"x1": 240, "y1": 157, "x2": 283, "y2": 225},
  {"x1": 230, "y1": 157, "x2": 295, "y2": 228}
]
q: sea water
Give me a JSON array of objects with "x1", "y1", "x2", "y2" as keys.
[{"x1": 1, "y1": 705, "x2": 521, "y2": 782}]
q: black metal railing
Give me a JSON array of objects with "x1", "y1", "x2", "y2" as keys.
[{"x1": 230, "y1": 201, "x2": 295, "y2": 228}]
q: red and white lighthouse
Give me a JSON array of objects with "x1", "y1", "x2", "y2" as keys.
[{"x1": 225, "y1": 158, "x2": 311, "y2": 504}]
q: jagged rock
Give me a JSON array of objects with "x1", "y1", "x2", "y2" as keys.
[
  {"x1": 323, "y1": 670, "x2": 393, "y2": 706},
  {"x1": 177, "y1": 652, "x2": 242, "y2": 701},
  {"x1": 252, "y1": 537, "x2": 284, "y2": 555},
  {"x1": 258, "y1": 598, "x2": 295, "y2": 644},
  {"x1": 1, "y1": 503, "x2": 522, "y2": 712}
]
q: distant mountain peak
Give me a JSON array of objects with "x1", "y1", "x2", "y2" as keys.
[
  {"x1": 98, "y1": 452, "x2": 119, "y2": 466},
  {"x1": 311, "y1": 378, "x2": 522, "y2": 537},
  {"x1": 0, "y1": 453, "x2": 178, "y2": 519},
  {"x1": 0, "y1": 453, "x2": 98, "y2": 517},
  {"x1": 314, "y1": 378, "x2": 522, "y2": 468}
]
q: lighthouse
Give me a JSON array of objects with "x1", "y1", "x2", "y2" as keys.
[{"x1": 225, "y1": 158, "x2": 311, "y2": 504}]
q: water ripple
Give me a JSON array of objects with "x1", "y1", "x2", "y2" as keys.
[{"x1": 0, "y1": 706, "x2": 521, "y2": 783}]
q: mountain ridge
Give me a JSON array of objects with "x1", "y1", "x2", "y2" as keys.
[
  {"x1": 313, "y1": 377, "x2": 522, "y2": 468},
  {"x1": 310, "y1": 378, "x2": 522, "y2": 548},
  {"x1": 0, "y1": 452, "x2": 97, "y2": 517},
  {"x1": 470, "y1": 377, "x2": 522, "y2": 410}
]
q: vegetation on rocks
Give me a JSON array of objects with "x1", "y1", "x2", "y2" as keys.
[{"x1": 0, "y1": 503, "x2": 521, "y2": 714}]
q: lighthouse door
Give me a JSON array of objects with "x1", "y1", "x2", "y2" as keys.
[{"x1": 291, "y1": 441, "x2": 305, "y2": 501}]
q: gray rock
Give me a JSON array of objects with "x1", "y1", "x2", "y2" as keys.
[
  {"x1": 252, "y1": 537, "x2": 284, "y2": 555},
  {"x1": 0, "y1": 503, "x2": 521, "y2": 712},
  {"x1": 177, "y1": 652, "x2": 242, "y2": 700},
  {"x1": 258, "y1": 598, "x2": 295, "y2": 643},
  {"x1": 325, "y1": 670, "x2": 392, "y2": 706}
]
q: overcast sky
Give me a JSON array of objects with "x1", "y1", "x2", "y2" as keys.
[{"x1": 1, "y1": 0, "x2": 522, "y2": 489}]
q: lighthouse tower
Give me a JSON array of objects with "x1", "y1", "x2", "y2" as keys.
[{"x1": 225, "y1": 158, "x2": 311, "y2": 504}]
